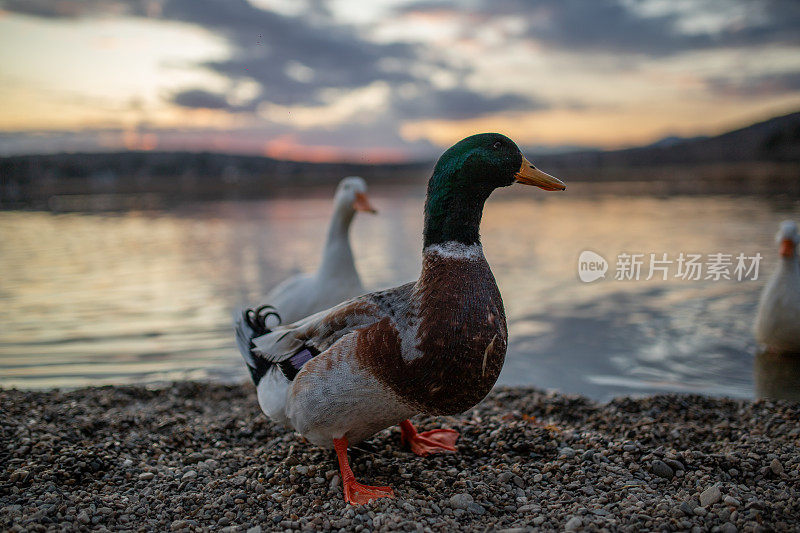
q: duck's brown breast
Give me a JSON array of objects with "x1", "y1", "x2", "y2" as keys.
[{"x1": 356, "y1": 253, "x2": 507, "y2": 415}]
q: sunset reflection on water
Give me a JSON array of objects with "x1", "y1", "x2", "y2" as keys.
[{"x1": 1, "y1": 183, "x2": 798, "y2": 400}]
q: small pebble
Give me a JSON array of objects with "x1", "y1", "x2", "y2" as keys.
[
  {"x1": 651, "y1": 460, "x2": 674, "y2": 479},
  {"x1": 467, "y1": 502, "x2": 486, "y2": 515},
  {"x1": 449, "y1": 493, "x2": 474, "y2": 509},
  {"x1": 699, "y1": 486, "x2": 721, "y2": 507},
  {"x1": 724, "y1": 496, "x2": 741, "y2": 507}
]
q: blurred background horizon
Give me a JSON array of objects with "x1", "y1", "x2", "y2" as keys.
[
  {"x1": 1, "y1": 0, "x2": 800, "y2": 160},
  {"x1": 2, "y1": 0, "x2": 800, "y2": 401}
]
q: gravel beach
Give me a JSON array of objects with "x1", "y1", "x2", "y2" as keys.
[{"x1": 2, "y1": 382, "x2": 798, "y2": 532}]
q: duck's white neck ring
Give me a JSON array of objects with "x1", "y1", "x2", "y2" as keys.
[{"x1": 423, "y1": 241, "x2": 484, "y2": 260}]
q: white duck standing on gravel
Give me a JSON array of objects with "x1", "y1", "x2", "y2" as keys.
[
  {"x1": 235, "y1": 133, "x2": 566, "y2": 505},
  {"x1": 755, "y1": 220, "x2": 800, "y2": 354},
  {"x1": 264, "y1": 176, "x2": 376, "y2": 325}
]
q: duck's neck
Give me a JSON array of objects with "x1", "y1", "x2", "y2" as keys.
[
  {"x1": 778, "y1": 254, "x2": 800, "y2": 279},
  {"x1": 318, "y1": 204, "x2": 357, "y2": 279},
  {"x1": 423, "y1": 170, "x2": 489, "y2": 248}
]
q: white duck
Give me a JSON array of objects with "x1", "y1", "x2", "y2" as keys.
[
  {"x1": 755, "y1": 220, "x2": 800, "y2": 354},
  {"x1": 265, "y1": 176, "x2": 376, "y2": 325}
]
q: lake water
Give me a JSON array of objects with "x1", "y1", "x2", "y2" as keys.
[{"x1": 1, "y1": 183, "x2": 799, "y2": 401}]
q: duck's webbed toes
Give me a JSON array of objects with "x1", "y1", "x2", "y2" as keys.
[
  {"x1": 399, "y1": 420, "x2": 459, "y2": 457},
  {"x1": 343, "y1": 481, "x2": 394, "y2": 505}
]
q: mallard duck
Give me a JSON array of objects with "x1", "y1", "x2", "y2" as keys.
[
  {"x1": 264, "y1": 176, "x2": 376, "y2": 325},
  {"x1": 755, "y1": 220, "x2": 800, "y2": 354},
  {"x1": 235, "y1": 133, "x2": 565, "y2": 505}
]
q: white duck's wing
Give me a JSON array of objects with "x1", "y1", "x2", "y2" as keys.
[
  {"x1": 265, "y1": 272, "x2": 312, "y2": 302},
  {"x1": 264, "y1": 271, "x2": 365, "y2": 326},
  {"x1": 262, "y1": 272, "x2": 317, "y2": 325}
]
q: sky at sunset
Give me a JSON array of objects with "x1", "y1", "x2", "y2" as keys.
[{"x1": 1, "y1": 0, "x2": 799, "y2": 161}]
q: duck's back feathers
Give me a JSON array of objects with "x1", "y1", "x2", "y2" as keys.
[{"x1": 250, "y1": 295, "x2": 388, "y2": 364}]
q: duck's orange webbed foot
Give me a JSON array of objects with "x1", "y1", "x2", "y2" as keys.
[
  {"x1": 399, "y1": 419, "x2": 459, "y2": 457},
  {"x1": 343, "y1": 480, "x2": 394, "y2": 505},
  {"x1": 334, "y1": 437, "x2": 394, "y2": 505}
]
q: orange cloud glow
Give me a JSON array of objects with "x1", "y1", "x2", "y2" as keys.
[{"x1": 262, "y1": 135, "x2": 407, "y2": 164}]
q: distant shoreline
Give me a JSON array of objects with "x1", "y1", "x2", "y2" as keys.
[
  {"x1": 2, "y1": 163, "x2": 799, "y2": 212},
  {"x1": 3, "y1": 110, "x2": 799, "y2": 208},
  {"x1": 3, "y1": 382, "x2": 798, "y2": 531}
]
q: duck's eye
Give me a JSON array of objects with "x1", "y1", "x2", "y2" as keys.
[{"x1": 492, "y1": 141, "x2": 502, "y2": 150}]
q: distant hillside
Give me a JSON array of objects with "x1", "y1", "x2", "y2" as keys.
[
  {"x1": 2, "y1": 111, "x2": 799, "y2": 207},
  {"x1": 0, "y1": 151, "x2": 430, "y2": 208},
  {"x1": 643, "y1": 135, "x2": 709, "y2": 149},
  {"x1": 535, "y1": 111, "x2": 800, "y2": 169},
  {"x1": 527, "y1": 111, "x2": 800, "y2": 196}
]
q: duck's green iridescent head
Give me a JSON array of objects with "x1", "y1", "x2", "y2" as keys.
[{"x1": 424, "y1": 133, "x2": 565, "y2": 247}]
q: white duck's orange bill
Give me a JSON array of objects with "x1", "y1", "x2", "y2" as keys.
[
  {"x1": 780, "y1": 238, "x2": 796, "y2": 258},
  {"x1": 352, "y1": 192, "x2": 377, "y2": 213}
]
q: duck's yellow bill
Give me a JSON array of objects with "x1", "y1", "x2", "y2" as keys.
[{"x1": 514, "y1": 156, "x2": 566, "y2": 191}]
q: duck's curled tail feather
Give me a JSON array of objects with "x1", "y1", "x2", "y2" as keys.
[{"x1": 234, "y1": 305, "x2": 281, "y2": 385}]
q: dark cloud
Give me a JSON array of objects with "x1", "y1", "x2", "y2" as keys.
[
  {"x1": 171, "y1": 89, "x2": 259, "y2": 112},
  {"x1": 400, "y1": 0, "x2": 800, "y2": 57},
  {"x1": 707, "y1": 72, "x2": 800, "y2": 97},
  {"x1": 394, "y1": 86, "x2": 546, "y2": 120},
  {"x1": 396, "y1": 0, "x2": 800, "y2": 108},
  {"x1": 159, "y1": 0, "x2": 543, "y2": 118},
  {"x1": 172, "y1": 89, "x2": 232, "y2": 110},
  {"x1": 160, "y1": 0, "x2": 421, "y2": 106},
  {"x1": 4, "y1": 0, "x2": 420, "y2": 107},
  {"x1": 521, "y1": 1, "x2": 704, "y2": 57},
  {"x1": 0, "y1": 0, "x2": 155, "y2": 18}
]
